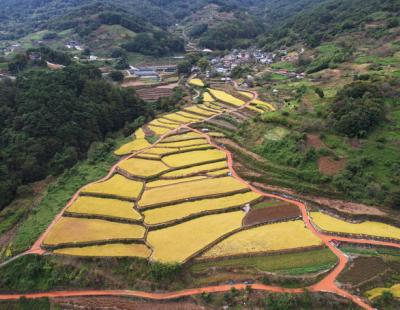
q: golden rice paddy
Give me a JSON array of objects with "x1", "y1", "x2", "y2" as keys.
[
  {"x1": 157, "y1": 118, "x2": 180, "y2": 125},
  {"x1": 184, "y1": 106, "x2": 217, "y2": 117},
  {"x1": 158, "y1": 138, "x2": 208, "y2": 148},
  {"x1": 149, "y1": 119, "x2": 177, "y2": 129},
  {"x1": 117, "y1": 157, "x2": 170, "y2": 178},
  {"x1": 189, "y1": 78, "x2": 205, "y2": 87},
  {"x1": 43, "y1": 217, "x2": 146, "y2": 246},
  {"x1": 135, "y1": 153, "x2": 161, "y2": 160},
  {"x1": 201, "y1": 221, "x2": 323, "y2": 259},
  {"x1": 252, "y1": 99, "x2": 276, "y2": 111},
  {"x1": 114, "y1": 139, "x2": 151, "y2": 156},
  {"x1": 139, "y1": 176, "x2": 249, "y2": 208},
  {"x1": 208, "y1": 88, "x2": 245, "y2": 107},
  {"x1": 81, "y1": 174, "x2": 143, "y2": 201},
  {"x1": 239, "y1": 91, "x2": 253, "y2": 99},
  {"x1": 162, "y1": 161, "x2": 228, "y2": 178},
  {"x1": 134, "y1": 128, "x2": 145, "y2": 139},
  {"x1": 203, "y1": 92, "x2": 215, "y2": 102},
  {"x1": 66, "y1": 196, "x2": 141, "y2": 221},
  {"x1": 162, "y1": 132, "x2": 204, "y2": 142},
  {"x1": 143, "y1": 191, "x2": 261, "y2": 225},
  {"x1": 142, "y1": 147, "x2": 177, "y2": 156},
  {"x1": 247, "y1": 105, "x2": 265, "y2": 114},
  {"x1": 147, "y1": 211, "x2": 245, "y2": 263},
  {"x1": 207, "y1": 168, "x2": 230, "y2": 177},
  {"x1": 311, "y1": 212, "x2": 400, "y2": 240},
  {"x1": 146, "y1": 176, "x2": 207, "y2": 188},
  {"x1": 54, "y1": 243, "x2": 151, "y2": 258},
  {"x1": 148, "y1": 125, "x2": 170, "y2": 135},
  {"x1": 163, "y1": 113, "x2": 197, "y2": 123},
  {"x1": 177, "y1": 111, "x2": 205, "y2": 120},
  {"x1": 178, "y1": 144, "x2": 212, "y2": 152},
  {"x1": 162, "y1": 149, "x2": 226, "y2": 168},
  {"x1": 365, "y1": 284, "x2": 400, "y2": 300}
]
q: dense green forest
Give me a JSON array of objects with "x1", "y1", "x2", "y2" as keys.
[{"x1": 0, "y1": 64, "x2": 149, "y2": 210}]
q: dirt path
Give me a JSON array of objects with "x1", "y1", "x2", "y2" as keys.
[{"x1": 0, "y1": 82, "x2": 394, "y2": 309}]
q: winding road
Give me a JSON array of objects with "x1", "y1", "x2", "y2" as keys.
[{"x1": 1, "y1": 83, "x2": 398, "y2": 309}]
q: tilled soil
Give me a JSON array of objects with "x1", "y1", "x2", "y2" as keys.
[
  {"x1": 338, "y1": 256, "x2": 388, "y2": 285},
  {"x1": 243, "y1": 203, "x2": 301, "y2": 226},
  {"x1": 318, "y1": 156, "x2": 347, "y2": 176}
]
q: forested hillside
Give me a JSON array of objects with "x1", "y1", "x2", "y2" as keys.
[{"x1": 0, "y1": 64, "x2": 149, "y2": 209}]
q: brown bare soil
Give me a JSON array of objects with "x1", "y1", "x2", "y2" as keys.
[
  {"x1": 318, "y1": 156, "x2": 347, "y2": 176},
  {"x1": 53, "y1": 296, "x2": 202, "y2": 310},
  {"x1": 338, "y1": 257, "x2": 387, "y2": 285},
  {"x1": 136, "y1": 88, "x2": 173, "y2": 101},
  {"x1": 215, "y1": 138, "x2": 265, "y2": 162},
  {"x1": 252, "y1": 182, "x2": 385, "y2": 216},
  {"x1": 158, "y1": 83, "x2": 179, "y2": 89},
  {"x1": 143, "y1": 125, "x2": 155, "y2": 137},
  {"x1": 205, "y1": 118, "x2": 237, "y2": 131},
  {"x1": 306, "y1": 134, "x2": 326, "y2": 149},
  {"x1": 243, "y1": 203, "x2": 300, "y2": 226}
]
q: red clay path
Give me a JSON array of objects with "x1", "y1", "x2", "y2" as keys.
[{"x1": 1, "y1": 84, "x2": 396, "y2": 310}]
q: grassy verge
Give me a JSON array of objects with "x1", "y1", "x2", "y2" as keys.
[
  {"x1": 190, "y1": 248, "x2": 337, "y2": 275},
  {"x1": 10, "y1": 136, "x2": 130, "y2": 255}
]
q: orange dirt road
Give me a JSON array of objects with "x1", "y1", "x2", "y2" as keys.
[{"x1": 1, "y1": 84, "x2": 395, "y2": 310}]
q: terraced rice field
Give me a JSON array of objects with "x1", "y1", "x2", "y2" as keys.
[
  {"x1": 163, "y1": 113, "x2": 197, "y2": 123},
  {"x1": 189, "y1": 78, "x2": 205, "y2": 87},
  {"x1": 251, "y1": 99, "x2": 276, "y2": 111},
  {"x1": 147, "y1": 211, "x2": 245, "y2": 263},
  {"x1": 139, "y1": 177, "x2": 249, "y2": 208},
  {"x1": 43, "y1": 217, "x2": 146, "y2": 247},
  {"x1": 143, "y1": 191, "x2": 261, "y2": 225},
  {"x1": 208, "y1": 88, "x2": 245, "y2": 107},
  {"x1": 146, "y1": 176, "x2": 207, "y2": 188},
  {"x1": 81, "y1": 174, "x2": 143, "y2": 201},
  {"x1": 311, "y1": 212, "x2": 400, "y2": 240},
  {"x1": 158, "y1": 138, "x2": 208, "y2": 148},
  {"x1": 365, "y1": 284, "x2": 400, "y2": 300},
  {"x1": 162, "y1": 149, "x2": 226, "y2": 168},
  {"x1": 147, "y1": 125, "x2": 170, "y2": 135},
  {"x1": 117, "y1": 158, "x2": 170, "y2": 178},
  {"x1": 203, "y1": 92, "x2": 215, "y2": 102},
  {"x1": 184, "y1": 106, "x2": 218, "y2": 117},
  {"x1": 239, "y1": 91, "x2": 253, "y2": 99},
  {"x1": 161, "y1": 161, "x2": 228, "y2": 178},
  {"x1": 54, "y1": 243, "x2": 151, "y2": 258},
  {"x1": 162, "y1": 131, "x2": 204, "y2": 142},
  {"x1": 66, "y1": 196, "x2": 141, "y2": 221},
  {"x1": 200, "y1": 221, "x2": 323, "y2": 259},
  {"x1": 114, "y1": 128, "x2": 150, "y2": 156}
]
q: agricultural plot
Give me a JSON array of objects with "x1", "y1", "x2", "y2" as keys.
[
  {"x1": 158, "y1": 138, "x2": 208, "y2": 148},
  {"x1": 114, "y1": 139, "x2": 151, "y2": 156},
  {"x1": 184, "y1": 106, "x2": 218, "y2": 117},
  {"x1": 148, "y1": 119, "x2": 178, "y2": 129},
  {"x1": 66, "y1": 196, "x2": 141, "y2": 221},
  {"x1": 163, "y1": 113, "x2": 197, "y2": 124},
  {"x1": 365, "y1": 284, "x2": 400, "y2": 300},
  {"x1": 311, "y1": 212, "x2": 400, "y2": 240},
  {"x1": 162, "y1": 149, "x2": 226, "y2": 168},
  {"x1": 54, "y1": 243, "x2": 151, "y2": 258},
  {"x1": 138, "y1": 177, "x2": 249, "y2": 209},
  {"x1": 81, "y1": 174, "x2": 143, "y2": 201},
  {"x1": 176, "y1": 111, "x2": 205, "y2": 120},
  {"x1": 147, "y1": 125, "x2": 170, "y2": 135},
  {"x1": 146, "y1": 176, "x2": 207, "y2": 188},
  {"x1": 208, "y1": 88, "x2": 245, "y2": 107},
  {"x1": 243, "y1": 203, "x2": 300, "y2": 226},
  {"x1": 117, "y1": 157, "x2": 170, "y2": 179},
  {"x1": 161, "y1": 161, "x2": 228, "y2": 178},
  {"x1": 239, "y1": 91, "x2": 253, "y2": 99},
  {"x1": 141, "y1": 147, "x2": 177, "y2": 156},
  {"x1": 189, "y1": 78, "x2": 205, "y2": 87},
  {"x1": 206, "y1": 168, "x2": 230, "y2": 177},
  {"x1": 251, "y1": 99, "x2": 276, "y2": 111},
  {"x1": 203, "y1": 92, "x2": 215, "y2": 102},
  {"x1": 162, "y1": 131, "x2": 204, "y2": 142},
  {"x1": 147, "y1": 211, "x2": 245, "y2": 263},
  {"x1": 200, "y1": 220, "x2": 323, "y2": 259},
  {"x1": 43, "y1": 217, "x2": 146, "y2": 247},
  {"x1": 143, "y1": 191, "x2": 261, "y2": 225},
  {"x1": 246, "y1": 105, "x2": 265, "y2": 114}
]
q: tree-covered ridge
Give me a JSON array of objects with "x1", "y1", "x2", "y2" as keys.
[{"x1": 0, "y1": 64, "x2": 148, "y2": 209}]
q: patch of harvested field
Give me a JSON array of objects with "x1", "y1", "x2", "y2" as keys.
[
  {"x1": 162, "y1": 161, "x2": 228, "y2": 178},
  {"x1": 243, "y1": 203, "x2": 301, "y2": 226},
  {"x1": 147, "y1": 211, "x2": 245, "y2": 262},
  {"x1": 54, "y1": 243, "x2": 151, "y2": 258},
  {"x1": 81, "y1": 174, "x2": 143, "y2": 201},
  {"x1": 117, "y1": 158, "x2": 170, "y2": 178},
  {"x1": 200, "y1": 221, "x2": 323, "y2": 259},
  {"x1": 318, "y1": 156, "x2": 347, "y2": 176},
  {"x1": 146, "y1": 176, "x2": 207, "y2": 188},
  {"x1": 208, "y1": 88, "x2": 245, "y2": 107},
  {"x1": 138, "y1": 177, "x2": 249, "y2": 208},
  {"x1": 66, "y1": 196, "x2": 141, "y2": 221},
  {"x1": 143, "y1": 191, "x2": 261, "y2": 225},
  {"x1": 162, "y1": 149, "x2": 226, "y2": 168},
  {"x1": 339, "y1": 256, "x2": 387, "y2": 286},
  {"x1": 43, "y1": 217, "x2": 145, "y2": 247},
  {"x1": 311, "y1": 212, "x2": 400, "y2": 240}
]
